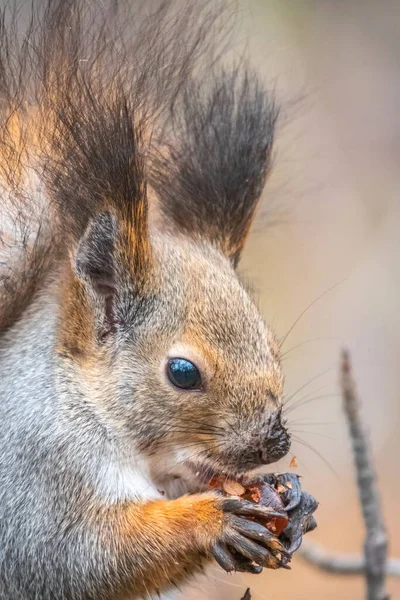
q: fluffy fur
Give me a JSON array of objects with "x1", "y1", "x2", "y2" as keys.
[{"x1": 0, "y1": 1, "x2": 290, "y2": 599}]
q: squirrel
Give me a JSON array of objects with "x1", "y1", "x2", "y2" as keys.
[{"x1": 0, "y1": 1, "x2": 293, "y2": 599}]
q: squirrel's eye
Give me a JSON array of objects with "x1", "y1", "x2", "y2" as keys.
[{"x1": 167, "y1": 358, "x2": 202, "y2": 390}]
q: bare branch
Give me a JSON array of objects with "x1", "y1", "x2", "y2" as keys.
[
  {"x1": 299, "y1": 543, "x2": 400, "y2": 577},
  {"x1": 341, "y1": 350, "x2": 389, "y2": 600},
  {"x1": 239, "y1": 350, "x2": 400, "y2": 600},
  {"x1": 298, "y1": 351, "x2": 394, "y2": 599}
]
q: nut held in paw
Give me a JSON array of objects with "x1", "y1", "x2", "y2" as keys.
[{"x1": 209, "y1": 472, "x2": 318, "y2": 572}]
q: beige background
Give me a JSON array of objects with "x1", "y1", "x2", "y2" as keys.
[{"x1": 184, "y1": 1, "x2": 400, "y2": 598}]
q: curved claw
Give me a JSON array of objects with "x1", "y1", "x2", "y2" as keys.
[
  {"x1": 305, "y1": 515, "x2": 318, "y2": 533},
  {"x1": 232, "y1": 556, "x2": 264, "y2": 574},
  {"x1": 280, "y1": 492, "x2": 319, "y2": 553},
  {"x1": 222, "y1": 524, "x2": 291, "y2": 570},
  {"x1": 213, "y1": 542, "x2": 236, "y2": 573},
  {"x1": 228, "y1": 531, "x2": 268, "y2": 565},
  {"x1": 213, "y1": 542, "x2": 264, "y2": 574},
  {"x1": 276, "y1": 473, "x2": 303, "y2": 511}
]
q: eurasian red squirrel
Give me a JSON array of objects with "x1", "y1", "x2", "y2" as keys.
[{"x1": 0, "y1": 1, "x2": 310, "y2": 598}]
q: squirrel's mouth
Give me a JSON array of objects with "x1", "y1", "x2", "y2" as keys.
[
  {"x1": 148, "y1": 449, "x2": 254, "y2": 498},
  {"x1": 186, "y1": 461, "x2": 238, "y2": 483},
  {"x1": 183, "y1": 460, "x2": 249, "y2": 491},
  {"x1": 151, "y1": 459, "x2": 245, "y2": 498}
]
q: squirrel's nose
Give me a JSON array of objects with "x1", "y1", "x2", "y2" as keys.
[
  {"x1": 261, "y1": 428, "x2": 291, "y2": 463},
  {"x1": 260, "y1": 410, "x2": 291, "y2": 463},
  {"x1": 235, "y1": 427, "x2": 291, "y2": 471},
  {"x1": 248, "y1": 411, "x2": 291, "y2": 467}
]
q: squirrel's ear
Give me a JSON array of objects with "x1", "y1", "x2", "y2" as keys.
[
  {"x1": 150, "y1": 68, "x2": 278, "y2": 266},
  {"x1": 74, "y1": 212, "x2": 117, "y2": 299},
  {"x1": 72, "y1": 208, "x2": 151, "y2": 340}
]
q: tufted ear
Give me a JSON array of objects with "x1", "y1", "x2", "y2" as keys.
[
  {"x1": 150, "y1": 66, "x2": 278, "y2": 266},
  {"x1": 74, "y1": 212, "x2": 117, "y2": 298},
  {"x1": 72, "y1": 213, "x2": 119, "y2": 338},
  {"x1": 47, "y1": 85, "x2": 153, "y2": 342},
  {"x1": 72, "y1": 205, "x2": 151, "y2": 342}
]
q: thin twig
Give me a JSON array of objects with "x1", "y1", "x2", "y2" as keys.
[
  {"x1": 237, "y1": 351, "x2": 398, "y2": 600},
  {"x1": 341, "y1": 350, "x2": 389, "y2": 600},
  {"x1": 300, "y1": 351, "x2": 394, "y2": 599},
  {"x1": 299, "y1": 543, "x2": 400, "y2": 577}
]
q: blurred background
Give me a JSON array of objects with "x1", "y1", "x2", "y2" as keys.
[{"x1": 183, "y1": 1, "x2": 400, "y2": 598}]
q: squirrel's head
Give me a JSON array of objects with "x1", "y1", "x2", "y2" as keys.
[
  {"x1": 53, "y1": 66, "x2": 290, "y2": 490},
  {"x1": 134, "y1": 233, "x2": 290, "y2": 487}
]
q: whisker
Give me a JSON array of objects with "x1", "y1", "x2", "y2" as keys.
[
  {"x1": 218, "y1": 415, "x2": 239, "y2": 436},
  {"x1": 279, "y1": 279, "x2": 346, "y2": 349},
  {"x1": 143, "y1": 416, "x2": 227, "y2": 437},
  {"x1": 281, "y1": 336, "x2": 339, "y2": 360},
  {"x1": 208, "y1": 566, "x2": 244, "y2": 589},
  {"x1": 166, "y1": 439, "x2": 216, "y2": 449},
  {"x1": 291, "y1": 436, "x2": 340, "y2": 480},
  {"x1": 170, "y1": 447, "x2": 208, "y2": 467},
  {"x1": 284, "y1": 385, "x2": 333, "y2": 410},
  {"x1": 161, "y1": 428, "x2": 224, "y2": 437},
  {"x1": 283, "y1": 387, "x2": 333, "y2": 423},
  {"x1": 286, "y1": 393, "x2": 340, "y2": 415},
  {"x1": 288, "y1": 420, "x2": 338, "y2": 427},
  {"x1": 290, "y1": 429, "x2": 335, "y2": 441},
  {"x1": 287, "y1": 452, "x2": 310, "y2": 476},
  {"x1": 143, "y1": 419, "x2": 225, "y2": 438},
  {"x1": 283, "y1": 368, "x2": 335, "y2": 406},
  {"x1": 175, "y1": 417, "x2": 227, "y2": 433}
]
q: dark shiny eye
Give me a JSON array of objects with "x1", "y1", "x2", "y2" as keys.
[{"x1": 167, "y1": 358, "x2": 202, "y2": 390}]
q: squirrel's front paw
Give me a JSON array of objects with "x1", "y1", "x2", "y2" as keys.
[{"x1": 213, "y1": 497, "x2": 291, "y2": 573}]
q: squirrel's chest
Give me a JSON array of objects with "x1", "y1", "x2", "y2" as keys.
[{"x1": 94, "y1": 458, "x2": 162, "y2": 502}]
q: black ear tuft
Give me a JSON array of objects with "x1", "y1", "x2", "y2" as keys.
[
  {"x1": 150, "y1": 66, "x2": 278, "y2": 265},
  {"x1": 47, "y1": 88, "x2": 152, "y2": 288}
]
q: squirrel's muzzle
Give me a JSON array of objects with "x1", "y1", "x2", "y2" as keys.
[{"x1": 215, "y1": 410, "x2": 291, "y2": 474}]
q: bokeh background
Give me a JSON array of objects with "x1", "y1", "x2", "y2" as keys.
[{"x1": 183, "y1": 1, "x2": 400, "y2": 598}]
